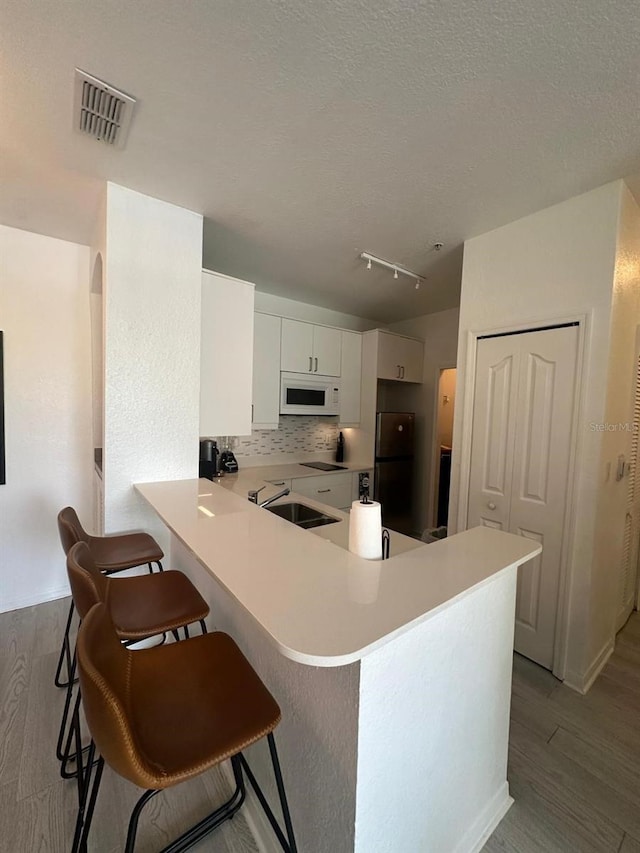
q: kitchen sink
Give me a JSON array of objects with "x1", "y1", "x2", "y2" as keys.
[{"x1": 264, "y1": 501, "x2": 339, "y2": 529}]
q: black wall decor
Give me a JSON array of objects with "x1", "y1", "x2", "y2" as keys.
[{"x1": 0, "y1": 332, "x2": 5, "y2": 484}]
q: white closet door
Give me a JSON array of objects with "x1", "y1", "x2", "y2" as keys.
[
  {"x1": 468, "y1": 325, "x2": 578, "y2": 670},
  {"x1": 467, "y1": 336, "x2": 520, "y2": 534},
  {"x1": 509, "y1": 326, "x2": 578, "y2": 668}
]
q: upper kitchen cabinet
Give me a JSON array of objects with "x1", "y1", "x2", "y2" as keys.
[
  {"x1": 200, "y1": 269, "x2": 254, "y2": 437},
  {"x1": 376, "y1": 330, "x2": 424, "y2": 383},
  {"x1": 339, "y1": 330, "x2": 362, "y2": 426},
  {"x1": 252, "y1": 312, "x2": 281, "y2": 429},
  {"x1": 281, "y1": 318, "x2": 342, "y2": 376}
]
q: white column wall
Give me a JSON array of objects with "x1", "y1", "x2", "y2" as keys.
[
  {"x1": 0, "y1": 225, "x2": 92, "y2": 611},
  {"x1": 355, "y1": 568, "x2": 517, "y2": 853},
  {"x1": 450, "y1": 180, "x2": 621, "y2": 684},
  {"x1": 102, "y1": 184, "x2": 202, "y2": 543},
  {"x1": 589, "y1": 185, "x2": 640, "y2": 668}
]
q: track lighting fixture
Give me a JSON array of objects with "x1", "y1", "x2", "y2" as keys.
[{"x1": 359, "y1": 252, "x2": 424, "y2": 289}]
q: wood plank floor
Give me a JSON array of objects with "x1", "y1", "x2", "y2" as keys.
[
  {"x1": 4, "y1": 597, "x2": 640, "y2": 851},
  {"x1": 0, "y1": 596, "x2": 259, "y2": 853},
  {"x1": 483, "y1": 612, "x2": 640, "y2": 853}
]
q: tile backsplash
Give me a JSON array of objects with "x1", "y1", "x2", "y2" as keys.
[{"x1": 216, "y1": 416, "x2": 339, "y2": 458}]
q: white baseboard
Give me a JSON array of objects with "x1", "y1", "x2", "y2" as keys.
[
  {"x1": 219, "y1": 760, "x2": 280, "y2": 853},
  {"x1": 0, "y1": 584, "x2": 70, "y2": 615},
  {"x1": 454, "y1": 782, "x2": 513, "y2": 853},
  {"x1": 564, "y1": 638, "x2": 614, "y2": 694}
]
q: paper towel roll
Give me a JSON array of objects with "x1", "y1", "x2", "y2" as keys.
[{"x1": 349, "y1": 500, "x2": 383, "y2": 560}]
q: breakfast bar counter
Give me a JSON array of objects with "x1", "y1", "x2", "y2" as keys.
[{"x1": 135, "y1": 475, "x2": 540, "y2": 853}]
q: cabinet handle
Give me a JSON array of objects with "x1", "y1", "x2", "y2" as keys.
[
  {"x1": 400, "y1": 365, "x2": 405, "y2": 379},
  {"x1": 273, "y1": 481, "x2": 286, "y2": 486},
  {"x1": 487, "y1": 502, "x2": 496, "y2": 510},
  {"x1": 309, "y1": 356, "x2": 313, "y2": 372},
  {"x1": 251, "y1": 404, "x2": 254, "y2": 422},
  {"x1": 317, "y1": 488, "x2": 331, "y2": 493},
  {"x1": 397, "y1": 364, "x2": 401, "y2": 378},
  {"x1": 314, "y1": 357, "x2": 318, "y2": 372}
]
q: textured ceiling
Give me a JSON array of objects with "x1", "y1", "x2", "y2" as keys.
[{"x1": 1, "y1": 0, "x2": 640, "y2": 321}]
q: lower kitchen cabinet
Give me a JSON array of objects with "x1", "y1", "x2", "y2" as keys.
[{"x1": 291, "y1": 472, "x2": 353, "y2": 510}]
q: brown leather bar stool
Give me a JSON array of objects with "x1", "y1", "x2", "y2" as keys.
[
  {"x1": 57, "y1": 541, "x2": 209, "y2": 781},
  {"x1": 71, "y1": 602, "x2": 297, "y2": 853},
  {"x1": 55, "y1": 506, "x2": 164, "y2": 689}
]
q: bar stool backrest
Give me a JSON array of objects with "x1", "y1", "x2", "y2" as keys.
[
  {"x1": 76, "y1": 602, "x2": 150, "y2": 786},
  {"x1": 66, "y1": 542, "x2": 109, "y2": 620},
  {"x1": 58, "y1": 507, "x2": 90, "y2": 555}
]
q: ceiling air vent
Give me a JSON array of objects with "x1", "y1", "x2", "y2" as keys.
[{"x1": 73, "y1": 69, "x2": 136, "y2": 149}]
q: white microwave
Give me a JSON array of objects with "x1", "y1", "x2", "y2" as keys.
[{"x1": 280, "y1": 372, "x2": 341, "y2": 415}]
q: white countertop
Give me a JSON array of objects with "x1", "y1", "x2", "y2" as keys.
[{"x1": 136, "y1": 472, "x2": 541, "y2": 667}]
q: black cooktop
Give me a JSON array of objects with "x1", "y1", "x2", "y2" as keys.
[{"x1": 300, "y1": 461, "x2": 347, "y2": 471}]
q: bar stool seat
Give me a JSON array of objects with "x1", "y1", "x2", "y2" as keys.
[
  {"x1": 88, "y1": 530, "x2": 163, "y2": 573},
  {"x1": 73, "y1": 603, "x2": 297, "y2": 853}
]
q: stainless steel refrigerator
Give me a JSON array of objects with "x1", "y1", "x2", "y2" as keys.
[{"x1": 374, "y1": 412, "x2": 415, "y2": 535}]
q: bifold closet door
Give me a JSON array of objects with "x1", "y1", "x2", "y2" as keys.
[{"x1": 468, "y1": 325, "x2": 579, "y2": 669}]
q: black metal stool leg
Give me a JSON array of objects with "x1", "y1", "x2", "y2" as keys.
[
  {"x1": 199, "y1": 619, "x2": 207, "y2": 634},
  {"x1": 238, "y1": 735, "x2": 298, "y2": 853},
  {"x1": 71, "y1": 741, "x2": 104, "y2": 853},
  {"x1": 56, "y1": 649, "x2": 77, "y2": 761},
  {"x1": 54, "y1": 600, "x2": 76, "y2": 688},
  {"x1": 147, "y1": 560, "x2": 164, "y2": 574},
  {"x1": 125, "y1": 790, "x2": 160, "y2": 853}
]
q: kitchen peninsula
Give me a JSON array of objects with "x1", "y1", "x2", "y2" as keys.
[{"x1": 136, "y1": 471, "x2": 540, "y2": 853}]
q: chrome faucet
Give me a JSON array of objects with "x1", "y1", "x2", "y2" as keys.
[{"x1": 248, "y1": 486, "x2": 291, "y2": 507}]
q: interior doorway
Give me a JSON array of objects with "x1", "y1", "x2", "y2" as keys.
[{"x1": 432, "y1": 368, "x2": 457, "y2": 529}]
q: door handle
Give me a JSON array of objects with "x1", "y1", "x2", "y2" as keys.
[
  {"x1": 309, "y1": 356, "x2": 313, "y2": 372},
  {"x1": 487, "y1": 502, "x2": 497, "y2": 510},
  {"x1": 314, "y1": 357, "x2": 318, "y2": 372}
]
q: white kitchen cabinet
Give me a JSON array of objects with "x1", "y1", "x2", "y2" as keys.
[
  {"x1": 291, "y1": 472, "x2": 353, "y2": 510},
  {"x1": 339, "y1": 331, "x2": 362, "y2": 425},
  {"x1": 377, "y1": 330, "x2": 424, "y2": 383},
  {"x1": 281, "y1": 319, "x2": 341, "y2": 377},
  {"x1": 267, "y1": 478, "x2": 292, "y2": 490},
  {"x1": 200, "y1": 269, "x2": 255, "y2": 437},
  {"x1": 252, "y1": 313, "x2": 281, "y2": 429}
]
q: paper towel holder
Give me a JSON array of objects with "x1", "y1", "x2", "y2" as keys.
[{"x1": 382, "y1": 528, "x2": 390, "y2": 560}]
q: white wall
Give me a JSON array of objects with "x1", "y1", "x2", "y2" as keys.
[
  {"x1": 255, "y1": 291, "x2": 378, "y2": 332},
  {"x1": 0, "y1": 225, "x2": 92, "y2": 612},
  {"x1": 590, "y1": 185, "x2": 640, "y2": 665},
  {"x1": 388, "y1": 308, "x2": 460, "y2": 532},
  {"x1": 451, "y1": 181, "x2": 622, "y2": 684},
  {"x1": 102, "y1": 184, "x2": 203, "y2": 541}
]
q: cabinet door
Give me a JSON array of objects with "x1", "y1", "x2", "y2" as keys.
[
  {"x1": 339, "y1": 331, "x2": 362, "y2": 424},
  {"x1": 313, "y1": 326, "x2": 342, "y2": 377},
  {"x1": 281, "y1": 319, "x2": 314, "y2": 374},
  {"x1": 399, "y1": 337, "x2": 424, "y2": 383},
  {"x1": 376, "y1": 331, "x2": 403, "y2": 380},
  {"x1": 252, "y1": 313, "x2": 281, "y2": 428},
  {"x1": 200, "y1": 271, "x2": 255, "y2": 436}
]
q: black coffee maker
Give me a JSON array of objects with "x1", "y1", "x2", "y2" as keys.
[
  {"x1": 219, "y1": 447, "x2": 239, "y2": 473},
  {"x1": 199, "y1": 439, "x2": 220, "y2": 480}
]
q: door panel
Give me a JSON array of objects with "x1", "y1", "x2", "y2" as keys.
[
  {"x1": 468, "y1": 339, "x2": 519, "y2": 534},
  {"x1": 469, "y1": 325, "x2": 579, "y2": 670},
  {"x1": 510, "y1": 326, "x2": 578, "y2": 667}
]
